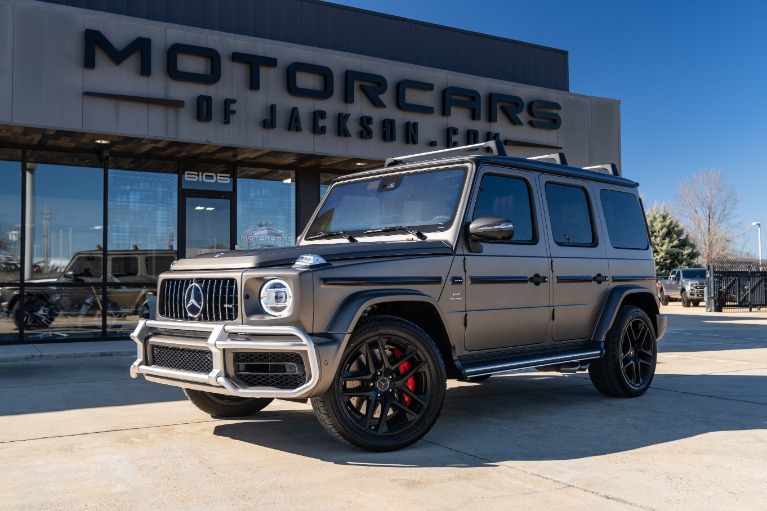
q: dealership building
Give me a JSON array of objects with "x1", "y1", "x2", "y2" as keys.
[{"x1": 0, "y1": 0, "x2": 621, "y2": 343}]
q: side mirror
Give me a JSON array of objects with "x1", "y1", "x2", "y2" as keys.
[{"x1": 467, "y1": 217, "x2": 514, "y2": 253}]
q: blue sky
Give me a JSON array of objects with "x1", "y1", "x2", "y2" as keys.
[{"x1": 330, "y1": 0, "x2": 767, "y2": 255}]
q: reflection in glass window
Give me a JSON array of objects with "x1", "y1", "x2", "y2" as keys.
[
  {"x1": 599, "y1": 190, "x2": 649, "y2": 250},
  {"x1": 0, "y1": 158, "x2": 21, "y2": 283},
  {"x1": 472, "y1": 174, "x2": 535, "y2": 242},
  {"x1": 24, "y1": 158, "x2": 104, "y2": 281},
  {"x1": 0, "y1": 153, "x2": 21, "y2": 343},
  {"x1": 545, "y1": 183, "x2": 595, "y2": 246},
  {"x1": 237, "y1": 168, "x2": 296, "y2": 248},
  {"x1": 186, "y1": 197, "x2": 230, "y2": 257},
  {"x1": 108, "y1": 158, "x2": 177, "y2": 252},
  {"x1": 320, "y1": 172, "x2": 345, "y2": 201},
  {"x1": 20, "y1": 153, "x2": 105, "y2": 340}
]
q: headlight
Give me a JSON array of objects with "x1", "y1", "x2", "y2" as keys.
[{"x1": 259, "y1": 279, "x2": 293, "y2": 317}]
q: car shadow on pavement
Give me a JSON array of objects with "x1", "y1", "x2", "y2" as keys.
[
  {"x1": 213, "y1": 371, "x2": 767, "y2": 466},
  {"x1": 0, "y1": 355, "x2": 186, "y2": 416}
]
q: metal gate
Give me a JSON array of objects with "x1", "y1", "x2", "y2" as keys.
[{"x1": 707, "y1": 259, "x2": 767, "y2": 312}]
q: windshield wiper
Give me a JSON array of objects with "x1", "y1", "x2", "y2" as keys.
[
  {"x1": 305, "y1": 231, "x2": 357, "y2": 242},
  {"x1": 363, "y1": 226, "x2": 427, "y2": 240}
]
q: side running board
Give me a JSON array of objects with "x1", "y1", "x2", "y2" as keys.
[{"x1": 456, "y1": 343, "x2": 603, "y2": 378}]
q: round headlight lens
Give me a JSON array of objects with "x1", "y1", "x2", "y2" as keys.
[{"x1": 259, "y1": 279, "x2": 293, "y2": 317}]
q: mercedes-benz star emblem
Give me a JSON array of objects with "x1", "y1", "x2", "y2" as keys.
[{"x1": 184, "y1": 283, "x2": 204, "y2": 319}]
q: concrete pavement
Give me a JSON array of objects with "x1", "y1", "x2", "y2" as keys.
[{"x1": 1, "y1": 303, "x2": 766, "y2": 510}]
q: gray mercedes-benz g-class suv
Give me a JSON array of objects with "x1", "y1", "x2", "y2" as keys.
[{"x1": 131, "y1": 141, "x2": 666, "y2": 451}]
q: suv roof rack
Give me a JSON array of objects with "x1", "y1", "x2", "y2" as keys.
[
  {"x1": 527, "y1": 153, "x2": 568, "y2": 165},
  {"x1": 384, "y1": 140, "x2": 507, "y2": 167},
  {"x1": 583, "y1": 163, "x2": 620, "y2": 176}
]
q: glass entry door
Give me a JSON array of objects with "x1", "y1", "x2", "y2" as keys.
[{"x1": 183, "y1": 196, "x2": 231, "y2": 258}]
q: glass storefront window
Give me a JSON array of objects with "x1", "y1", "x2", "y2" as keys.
[
  {"x1": 108, "y1": 158, "x2": 178, "y2": 252},
  {"x1": 237, "y1": 167, "x2": 296, "y2": 249},
  {"x1": 107, "y1": 157, "x2": 178, "y2": 337},
  {"x1": 0, "y1": 150, "x2": 22, "y2": 342},
  {"x1": 19, "y1": 151, "x2": 105, "y2": 340},
  {"x1": 185, "y1": 197, "x2": 231, "y2": 256}
]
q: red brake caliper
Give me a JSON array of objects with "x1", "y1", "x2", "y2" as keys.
[{"x1": 393, "y1": 348, "x2": 415, "y2": 406}]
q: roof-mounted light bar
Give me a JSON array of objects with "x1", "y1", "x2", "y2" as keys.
[{"x1": 384, "y1": 140, "x2": 507, "y2": 167}]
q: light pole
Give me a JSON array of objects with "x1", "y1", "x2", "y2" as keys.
[{"x1": 753, "y1": 221, "x2": 762, "y2": 265}]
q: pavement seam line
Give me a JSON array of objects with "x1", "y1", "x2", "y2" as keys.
[
  {"x1": 651, "y1": 385, "x2": 767, "y2": 407},
  {"x1": 420, "y1": 438, "x2": 656, "y2": 511}
]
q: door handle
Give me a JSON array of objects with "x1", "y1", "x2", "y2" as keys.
[
  {"x1": 592, "y1": 274, "x2": 609, "y2": 284},
  {"x1": 529, "y1": 274, "x2": 549, "y2": 286}
]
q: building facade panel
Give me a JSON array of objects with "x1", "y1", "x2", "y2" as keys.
[
  {"x1": 0, "y1": 1, "x2": 12, "y2": 124},
  {"x1": 37, "y1": 0, "x2": 570, "y2": 90},
  {"x1": 588, "y1": 96, "x2": 623, "y2": 172},
  {"x1": 12, "y1": 3, "x2": 84, "y2": 128}
]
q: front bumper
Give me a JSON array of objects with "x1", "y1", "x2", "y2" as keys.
[
  {"x1": 130, "y1": 319, "x2": 321, "y2": 399},
  {"x1": 656, "y1": 314, "x2": 668, "y2": 341}
]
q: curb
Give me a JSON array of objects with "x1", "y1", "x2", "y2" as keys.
[{"x1": 0, "y1": 349, "x2": 135, "y2": 363}]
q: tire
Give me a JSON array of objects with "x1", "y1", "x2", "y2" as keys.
[
  {"x1": 183, "y1": 389, "x2": 273, "y2": 418},
  {"x1": 659, "y1": 290, "x2": 669, "y2": 306},
  {"x1": 12, "y1": 298, "x2": 52, "y2": 329},
  {"x1": 589, "y1": 305, "x2": 657, "y2": 398},
  {"x1": 311, "y1": 315, "x2": 447, "y2": 451},
  {"x1": 681, "y1": 290, "x2": 691, "y2": 307}
]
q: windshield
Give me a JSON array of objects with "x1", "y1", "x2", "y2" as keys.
[
  {"x1": 306, "y1": 167, "x2": 467, "y2": 238},
  {"x1": 681, "y1": 269, "x2": 706, "y2": 279}
]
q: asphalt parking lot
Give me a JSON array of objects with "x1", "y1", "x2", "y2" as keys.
[{"x1": 1, "y1": 303, "x2": 765, "y2": 511}]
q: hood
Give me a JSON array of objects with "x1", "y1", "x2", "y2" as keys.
[{"x1": 170, "y1": 241, "x2": 453, "y2": 271}]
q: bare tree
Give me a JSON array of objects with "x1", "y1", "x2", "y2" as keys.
[{"x1": 675, "y1": 170, "x2": 740, "y2": 266}]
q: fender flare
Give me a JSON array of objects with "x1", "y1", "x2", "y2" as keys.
[
  {"x1": 591, "y1": 284, "x2": 661, "y2": 344},
  {"x1": 325, "y1": 288, "x2": 448, "y2": 341},
  {"x1": 310, "y1": 289, "x2": 450, "y2": 396},
  {"x1": 7, "y1": 289, "x2": 51, "y2": 310}
]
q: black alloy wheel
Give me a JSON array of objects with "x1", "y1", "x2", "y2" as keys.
[
  {"x1": 312, "y1": 315, "x2": 446, "y2": 451},
  {"x1": 589, "y1": 305, "x2": 657, "y2": 398}
]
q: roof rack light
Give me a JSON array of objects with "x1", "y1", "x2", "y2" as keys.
[
  {"x1": 583, "y1": 163, "x2": 620, "y2": 176},
  {"x1": 527, "y1": 153, "x2": 568, "y2": 165},
  {"x1": 384, "y1": 140, "x2": 507, "y2": 167}
]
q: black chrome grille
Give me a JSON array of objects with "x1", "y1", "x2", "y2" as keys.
[
  {"x1": 159, "y1": 278, "x2": 238, "y2": 321},
  {"x1": 151, "y1": 345, "x2": 213, "y2": 374},
  {"x1": 233, "y1": 352, "x2": 306, "y2": 389}
]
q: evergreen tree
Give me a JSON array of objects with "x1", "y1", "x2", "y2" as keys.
[{"x1": 646, "y1": 205, "x2": 700, "y2": 275}]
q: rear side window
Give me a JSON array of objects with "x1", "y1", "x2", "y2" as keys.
[
  {"x1": 111, "y1": 256, "x2": 139, "y2": 277},
  {"x1": 600, "y1": 190, "x2": 649, "y2": 250},
  {"x1": 472, "y1": 174, "x2": 535, "y2": 242},
  {"x1": 545, "y1": 183, "x2": 595, "y2": 246}
]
